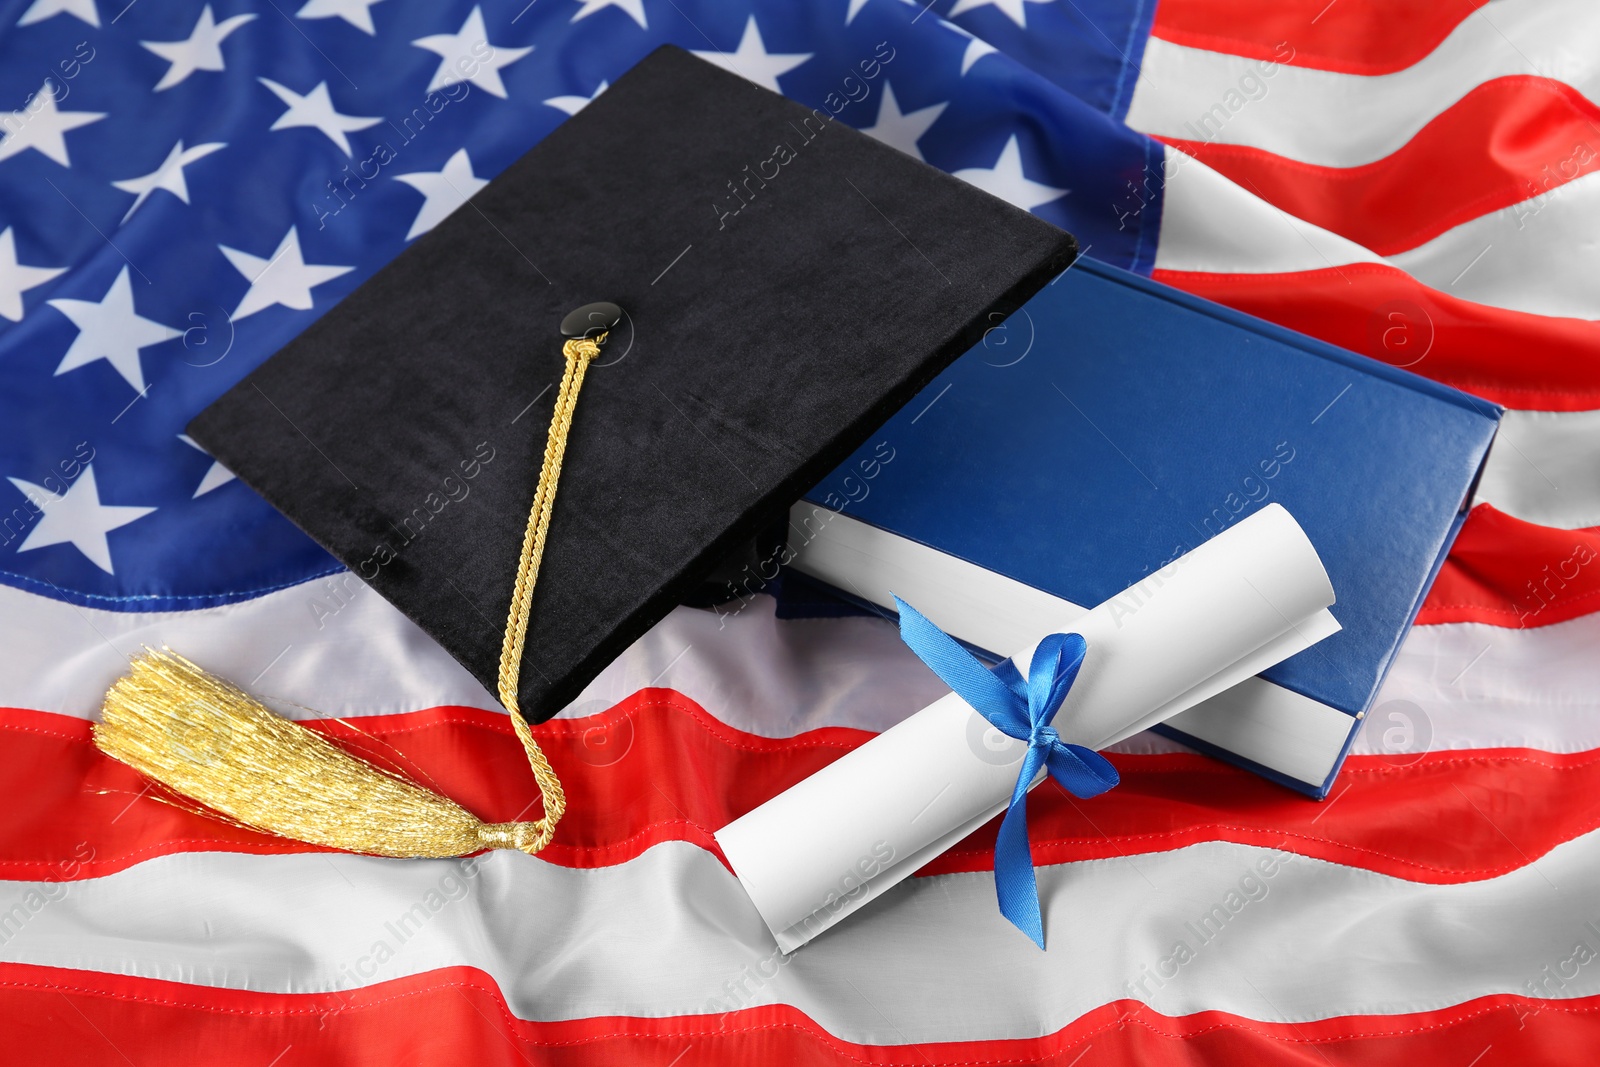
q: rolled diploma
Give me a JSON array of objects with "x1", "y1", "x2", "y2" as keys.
[{"x1": 715, "y1": 503, "x2": 1338, "y2": 952}]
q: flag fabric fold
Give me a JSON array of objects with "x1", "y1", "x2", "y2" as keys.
[{"x1": 1, "y1": 0, "x2": 1597, "y2": 1061}]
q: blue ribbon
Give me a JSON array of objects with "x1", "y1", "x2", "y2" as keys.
[{"x1": 894, "y1": 596, "x2": 1119, "y2": 949}]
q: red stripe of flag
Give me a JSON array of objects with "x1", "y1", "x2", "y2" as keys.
[
  {"x1": 4, "y1": 963, "x2": 1597, "y2": 1066},
  {"x1": 1421, "y1": 505, "x2": 1600, "y2": 628},
  {"x1": 1150, "y1": 0, "x2": 1492, "y2": 76},
  {"x1": 5, "y1": 703, "x2": 1598, "y2": 884},
  {"x1": 1158, "y1": 76, "x2": 1600, "y2": 257},
  {"x1": 1154, "y1": 264, "x2": 1600, "y2": 411}
]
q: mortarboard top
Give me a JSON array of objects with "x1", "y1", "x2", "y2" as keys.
[{"x1": 188, "y1": 45, "x2": 1076, "y2": 721}]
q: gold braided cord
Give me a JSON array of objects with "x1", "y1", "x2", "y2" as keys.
[
  {"x1": 93, "y1": 332, "x2": 606, "y2": 859},
  {"x1": 487, "y1": 332, "x2": 604, "y2": 853}
]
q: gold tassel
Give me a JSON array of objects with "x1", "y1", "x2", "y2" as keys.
[
  {"x1": 92, "y1": 333, "x2": 608, "y2": 858},
  {"x1": 95, "y1": 650, "x2": 550, "y2": 857}
]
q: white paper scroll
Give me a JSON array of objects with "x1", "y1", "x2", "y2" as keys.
[{"x1": 715, "y1": 503, "x2": 1338, "y2": 952}]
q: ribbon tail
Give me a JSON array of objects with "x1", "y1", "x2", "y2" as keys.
[
  {"x1": 892, "y1": 600, "x2": 1113, "y2": 951},
  {"x1": 993, "y1": 744, "x2": 1049, "y2": 949},
  {"x1": 988, "y1": 658, "x2": 1031, "y2": 705},
  {"x1": 894, "y1": 596, "x2": 1029, "y2": 733}
]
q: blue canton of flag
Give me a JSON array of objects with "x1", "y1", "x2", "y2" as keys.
[{"x1": 0, "y1": 0, "x2": 1154, "y2": 612}]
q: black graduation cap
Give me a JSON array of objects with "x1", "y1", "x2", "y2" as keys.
[{"x1": 188, "y1": 45, "x2": 1076, "y2": 722}]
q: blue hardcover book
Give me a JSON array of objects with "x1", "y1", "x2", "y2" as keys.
[{"x1": 788, "y1": 258, "x2": 1500, "y2": 798}]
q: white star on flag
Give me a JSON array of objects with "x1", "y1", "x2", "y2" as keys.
[
  {"x1": 394, "y1": 148, "x2": 488, "y2": 241},
  {"x1": 946, "y1": 23, "x2": 998, "y2": 74},
  {"x1": 571, "y1": 0, "x2": 646, "y2": 29},
  {"x1": 48, "y1": 267, "x2": 180, "y2": 393},
  {"x1": 413, "y1": 7, "x2": 532, "y2": 100},
  {"x1": 16, "y1": 0, "x2": 97, "y2": 27},
  {"x1": 0, "y1": 81, "x2": 105, "y2": 168},
  {"x1": 111, "y1": 140, "x2": 226, "y2": 223},
  {"x1": 0, "y1": 227, "x2": 66, "y2": 323},
  {"x1": 948, "y1": 0, "x2": 1051, "y2": 29},
  {"x1": 259, "y1": 78, "x2": 381, "y2": 156},
  {"x1": 691, "y1": 17, "x2": 811, "y2": 94},
  {"x1": 296, "y1": 0, "x2": 387, "y2": 35},
  {"x1": 543, "y1": 81, "x2": 607, "y2": 116},
  {"x1": 141, "y1": 5, "x2": 258, "y2": 92},
  {"x1": 861, "y1": 83, "x2": 946, "y2": 162},
  {"x1": 953, "y1": 135, "x2": 1068, "y2": 211},
  {"x1": 177, "y1": 435, "x2": 236, "y2": 497},
  {"x1": 221, "y1": 227, "x2": 354, "y2": 321},
  {"x1": 961, "y1": 38, "x2": 997, "y2": 75},
  {"x1": 7, "y1": 465, "x2": 155, "y2": 575}
]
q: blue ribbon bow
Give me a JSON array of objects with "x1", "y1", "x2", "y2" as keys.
[{"x1": 894, "y1": 596, "x2": 1119, "y2": 949}]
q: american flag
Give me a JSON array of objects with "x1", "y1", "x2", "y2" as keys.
[{"x1": 1, "y1": 0, "x2": 1596, "y2": 1061}]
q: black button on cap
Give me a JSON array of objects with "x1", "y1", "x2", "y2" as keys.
[{"x1": 561, "y1": 302, "x2": 623, "y2": 339}]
